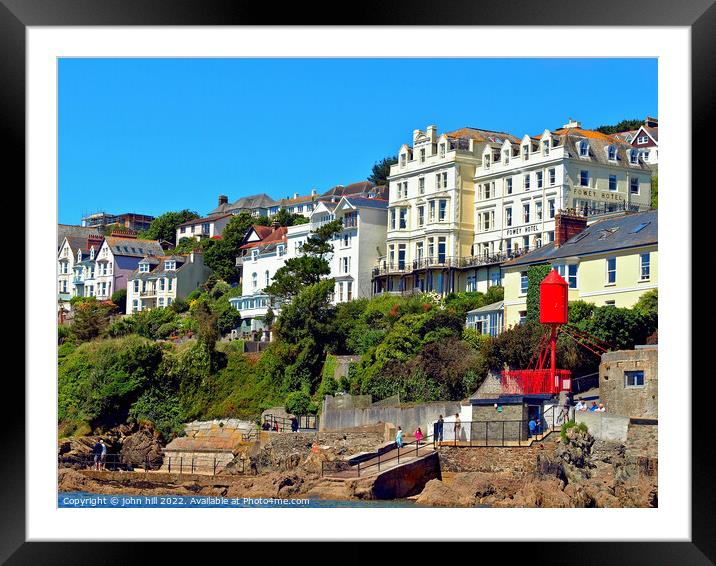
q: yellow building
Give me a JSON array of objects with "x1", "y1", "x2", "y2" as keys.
[{"x1": 501, "y1": 210, "x2": 657, "y2": 327}]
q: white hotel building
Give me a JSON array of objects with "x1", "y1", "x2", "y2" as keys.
[
  {"x1": 231, "y1": 196, "x2": 387, "y2": 339},
  {"x1": 372, "y1": 125, "x2": 519, "y2": 296},
  {"x1": 472, "y1": 120, "x2": 653, "y2": 257}
]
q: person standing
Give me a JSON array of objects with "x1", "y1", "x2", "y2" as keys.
[
  {"x1": 396, "y1": 426, "x2": 403, "y2": 448},
  {"x1": 528, "y1": 417, "x2": 537, "y2": 439},
  {"x1": 454, "y1": 413, "x2": 461, "y2": 442},
  {"x1": 92, "y1": 440, "x2": 103, "y2": 471},
  {"x1": 290, "y1": 416, "x2": 299, "y2": 433},
  {"x1": 436, "y1": 415, "x2": 444, "y2": 443},
  {"x1": 99, "y1": 439, "x2": 107, "y2": 471},
  {"x1": 415, "y1": 427, "x2": 423, "y2": 446}
]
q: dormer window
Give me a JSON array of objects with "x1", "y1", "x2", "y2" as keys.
[
  {"x1": 522, "y1": 145, "x2": 529, "y2": 160},
  {"x1": 542, "y1": 139, "x2": 550, "y2": 156},
  {"x1": 90, "y1": 248, "x2": 95, "y2": 260},
  {"x1": 637, "y1": 135, "x2": 649, "y2": 145},
  {"x1": 629, "y1": 149, "x2": 638, "y2": 164},
  {"x1": 484, "y1": 154, "x2": 490, "y2": 168},
  {"x1": 579, "y1": 141, "x2": 589, "y2": 157},
  {"x1": 439, "y1": 143, "x2": 446, "y2": 158},
  {"x1": 277, "y1": 244, "x2": 286, "y2": 256},
  {"x1": 607, "y1": 146, "x2": 617, "y2": 161},
  {"x1": 139, "y1": 263, "x2": 150, "y2": 273},
  {"x1": 251, "y1": 249, "x2": 259, "y2": 261},
  {"x1": 419, "y1": 148, "x2": 426, "y2": 163},
  {"x1": 400, "y1": 153, "x2": 406, "y2": 167},
  {"x1": 165, "y1": 260, "x2": 176, "y2": 270},
  {"x1": 77, "y1": 250, "x2": 82, "y2": 262},
  {"x1": 503, "y1": 149, "x2": 510, "y2": 164}
]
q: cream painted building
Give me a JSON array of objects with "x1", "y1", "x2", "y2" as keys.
[
  {"x1": 373, "y1": 125, "x2": 519, "y2": 296},
  {"x1": 473, "y1": 120, "x2": 652, "y2": 258},
  {"x1": 501, "y1": 210, "x2": 657, "y2": 327},
  {"x1": 127, "y1": 250, "x2": 212, "y2": 313},
  {"x1": 176, "y1": 213, "x2": 233, "y2": 242}
]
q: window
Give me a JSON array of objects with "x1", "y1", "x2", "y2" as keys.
[
  {"x1": 484, "y1": 154, "x2": 491, "y2": 168},
  {"x1": 536, "y1": 171, "x2": 543, "y2": 188},
  {"x1": 522, "y1": 145, "x2": 529, "y2": 160},
  {"x1": 579, "y1": 141, "x2": 589, "y2": 157},
  {"x1": 505, "y1": 207, "x2": 512, "y2": 227},
  {"x1": 342, "y1": 234, "x2": 351, "y2": 248},
  {"x1": 637, "y1": 136, "x2": 649, "y2": 145},
  {"x1": 416, "y1": 242, "x2": 424, "y2": 261},
  {"x1": 520, "y1": 272, "x2": 528, "y2": 294},
  {"x1": 251, "y1": 249, "x2": 259, "y2": 261},
  {"x1": 490, "y1": 272, "x2": 501, "y2": 287},
  {"x1": 536, "y1": 201, "x2": 543, "y2": 221},
  {"x1": 630, "y1": 177, "x2": 639, "y2": 195},
  {"x1": 548, "y1": 230, "x2": 555, "y2": 243},
  {"x1": 158, "y1": 297, "x2": 165, "y2": 307},
  {"x1": 578, "y1": 170, "x2": 589, "y2": 186},
  {"x1": 168, "y1": 277, "x2": 173, "y2": 291},
  {"x1": 435, "y1": 173, "x2": 442, "y2": 189},
  {"x1": 420, "y1": 148, "x2": 426, "y2": 163},
  {"x1": 607, "y1": 146, "x2": 617, "y2": 161},
  {"x1": 640, "y1": 253, "x2": 651, "y2": 280},
  {"x1": 342, "y1": 257, "x2": 351, "y2": 274},
  {"x1": 399, "y1": 207, "x2": 408, "y2": 229},
  {"x1": 548, "y1": 199, "x2": 556, "y2": 219},
  {"x1": 419, "y1": 177, "x2": 425, "y2": 194},
  {"x1": 165, "y1": 260, "x2": 176, "y2": 270},
  {"x1": 417, "y1": 206, "x2": 425, "y2": 227},
  {"x1": 265, "y1": 270, "x2": 270, "y2": 286},
  {"x1": 542, "y1": 139, "x2": 550, "y2": 156},
  {"x1": 347, "y1": 281, "x2": 353, "y2": 301},
  {"x1": 139, "y1": 263, "x2": 149, "y2": 273},
  {"x1": 132, "y1": 299, "x2": 139, "y2": 313},
  {"x1": 252, "y1": 272, "x2": 258, "y2": 290},
  {"x1": 429, "y1": 201, "x2": 436, "y2": 222},
  {"x1": 437, "y1": 237, "x2": 446, "y2": 263},
  {"x1": 504, "y1": 149, "x2": 510, "y2": 164},
  {"x1": 523, "y1": 174, "x2": 531, "y2": 190},
  {"x1": 400, "y1": 154, "x2": 406, "y2": 167},
  {"x1": 629, "y1": 150, "x2": 638, "y2": 164},
  {"x1": 523, "y1": 203, "x2": 530, "y2": 224},
  {"x1": 625, "y1": 370, "x2": 645, "y2": 387},
  {"x1": 159, "y1": 278, "x2": 165, "y2": 291},
  {"x1": 606, "y1": 257, "x2": 617, "y2": 285},
  {"x1": 519, "y1": 311, "x2": 527, "y2": 324},
  {"x1": 548, "y1": 168, "x2": 556, "y2": 186},
  {"x1": 390, "y1": 209, "x2": 396, "y2": 230},
  {"x1": 439, "y1": 143, "x2": 446, "y2": 157},
  {"x1": 506, "y1": 178, "x2": 513, "y2": 194},
  {"x1": 556, "y1": 264, "x2": 578, "y2": 288},
  {"x1": 609, "y1": 175, "x2": 617, "y2": 191},
  {"x1": 277, "y1": 245, "x2": 286, "y2": 256}
]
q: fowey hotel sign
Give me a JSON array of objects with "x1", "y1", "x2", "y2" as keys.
[{"x1": 571, "y1": 187, "x2": 626, "y2": 203}]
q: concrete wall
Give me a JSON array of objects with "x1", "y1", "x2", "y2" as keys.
[
  {"x1": 575, "y1": 411, "x2": 630, "y2": 443},
  {"x1": 470, "y1": 404, "x2": 529, "y2": 442},
  {"x1": 370, "y1": 451, "x2": 442, "y2": 499},
  {"x1": 320, "y1": 402, "x2": 463, "y2": 438},
  {"x1": 600, "y1": 348, "x2": 658, "y2": 418}
]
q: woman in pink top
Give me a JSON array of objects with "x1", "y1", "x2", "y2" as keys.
[{"x1": 415, "y1": 427, "x2": 423, "y2": 445}]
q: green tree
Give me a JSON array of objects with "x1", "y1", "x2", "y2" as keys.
[
  {"x1": 270, "y1": 208, "x2": 309, "y2": 227},
  {"x1": 138, "y1": 210, "x2": 200, "y2": 244},
  {"x1": 285, "y1": 390, "x2": 312, "y2": 415},
  {"x1": 203, "y1": 212, "x2": 269, "y2": 283},
  {"x1": 110, "y1": 289, "x2": 127, "y2": 314},
  {"x1": 265, "y1": 219, "x2": 343, "y2": 302},
  {"x1": 526, "y1": 264, "x2": 552, "y2": 323},
  {"x1": 595, "y1": 119, "x2": 644, "y2": 135},
  {"x1": 71, "y1": 299, "x2": 116, "y2": 341},
  {"x1": 368, "y1": 155, "x2": 398, "y2": 186},
  {"x1": 173, "y1": 237, "x2": 205, "y2": 255}
]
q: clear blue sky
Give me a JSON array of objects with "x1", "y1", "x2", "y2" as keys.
[{"x1": 58, "y1": 58, "x2": 657, "y2": 224}]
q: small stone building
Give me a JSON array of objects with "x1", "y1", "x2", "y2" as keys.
[{"x1": 599, "y1": 347, "x2": 658, "y2": 419}]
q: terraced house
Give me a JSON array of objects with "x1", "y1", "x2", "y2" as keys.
[
  {"x1": 126, "y1": 250, "x2": 211, "y2": 313},
  {"x1": 500, "y1": 209, "x2": 657, "y2": 327},
  {"x1": 472, "y1": 119, "x2": 652, "y2": 259},
  {"x1": 57, "y1": 233, "x2": 104, "y2": 305},
  {"x1": 373, "y1": 124, "x2": 519, "y2": 296},
  {"x1": 93, "y1": 233, "x2": 165, "y2": 301}
]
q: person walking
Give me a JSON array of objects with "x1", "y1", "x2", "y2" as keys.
[
  {"x1": 436, "y1": 415, "x2": 444, "y2": 443},
  {"x1": 396, "y1": 426, "x2": 403, "y2": 448},
  {"x1": 454, "y1": 413, "x2": 461, "y2": 442},
  {"x1": 290, "y1": 416, "x2": 299, "y2": 433},
  {"x1": 415, "y1": 427, "x2": 423, "y2": 446},
  {"x1": 528, "y1": 417, "x2": 537, "y2": 440}
]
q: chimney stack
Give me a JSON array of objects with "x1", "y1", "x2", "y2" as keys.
[
  {"x1": 271, "y1": 220, "x2": 280, "y2": 231},
  {"x1": 218, "y1": 195, "x2": 228, "y2": 206},
  {"x1": 87, "y1": 234, "x2": 104, "y2": 248},
  {"x1": 293, "y1": 192, "x2": 299, "y2": 199},
  {"x1": 554, "y1": 210, "x2": 587, "y2": 248},
  {"x1": 311, "y1": 188, "x2": 318, "y2": 196}
]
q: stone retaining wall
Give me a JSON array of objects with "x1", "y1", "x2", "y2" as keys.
[{"x1": 437, "y1": 442, "x2": 557, "y2": 476}]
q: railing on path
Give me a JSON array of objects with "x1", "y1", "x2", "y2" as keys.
[
  {"x1": 263, "y1": 413, "x2": 318, "y2": 432},
  {"x1": 69, "y1": 453, "x2": 245, "y2": 476},
  {"x1": 321, "y1": 433, "x2": 436, "y2": 478}
]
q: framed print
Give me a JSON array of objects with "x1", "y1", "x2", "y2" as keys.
[{"x1": 4, "y1": 0, "x2": 714, "y2": 561}]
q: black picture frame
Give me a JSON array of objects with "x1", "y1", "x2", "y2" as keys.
[{"x1": 5, "y1": 0, "x2": 711, "y2": 562}]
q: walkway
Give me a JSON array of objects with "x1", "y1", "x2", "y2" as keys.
[{"x1": 322, "y1": 441, "x2": 436, "y2": 479}]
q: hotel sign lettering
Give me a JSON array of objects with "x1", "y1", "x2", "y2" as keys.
[
  {"x1": 505, "y1": 224, "x2": 540, "y2": 236},
  {"x1": 572, "y1": 188, "x2": 625, "y2": 202}
]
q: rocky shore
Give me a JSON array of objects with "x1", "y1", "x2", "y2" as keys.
[{"x1": 58, "y1": 423, "x2": 657, "y2": 507}]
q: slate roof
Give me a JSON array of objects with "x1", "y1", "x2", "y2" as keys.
[
  {"x1": 208, "y1": 193, "x2": 278, "y2": 215},
  {"x1": 57, "y1": 225, "x2": 101, "y2": 250},
  {"x1": 320, "y1": 181, "x2": 375, "y2": 198},
  {"x1": 502, "y1": 210, "x2": 657, "y2": 268},
  {"x1": 105, "y1": 237, "x2": 164, "y2": 258},
  {"x1": 466, "y1": 301, "x2": 504, "y2": 315},
  {"x1": 130, "y1": 253, "x2": 196, "y2": 279},
  {"x1": 555, "y1": 129, "x2": 651, "y2": 170},
  {"x1": 342, "y1": 197, "x2": 389, "y2": 210}
]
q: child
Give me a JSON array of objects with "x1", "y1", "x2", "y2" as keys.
[
  {"x1": 396, "y1": 426, "x2": 403, "y2": 448},
  {"x1": 415, "y1": 427, "x2": 423, "y2": 446}
]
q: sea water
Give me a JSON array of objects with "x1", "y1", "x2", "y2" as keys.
[{"x1": 58, "y1": 491, "x2": 419, "y2": 508}]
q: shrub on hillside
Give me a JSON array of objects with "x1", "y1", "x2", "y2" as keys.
[{"x1": 285, "y1": 390, "x2": 313, "y2": 415}]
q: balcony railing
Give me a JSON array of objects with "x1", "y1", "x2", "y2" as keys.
[{"x1": 371, "y1": 250, "x2": 530, "y2": 277}]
